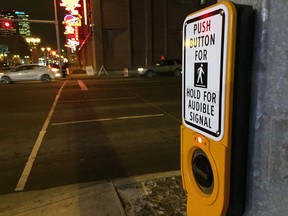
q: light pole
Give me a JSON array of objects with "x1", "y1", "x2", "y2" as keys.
[
  {"x1": 53, "y1": 0, "x2": 62, "y2": 71},
  {"x1": 26, "y1": 37, "x2": 41, "y2": 64},
  {"x1": 41, "y1": 47, "x2": 51, "y2": 65}
]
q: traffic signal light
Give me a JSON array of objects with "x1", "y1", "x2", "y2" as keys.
[
  {"x1": 2, "y1": 21, "x2": 12, "y2": 28},
  {"x1": 4, "y1": 22, "x2": 11, "y2": 27}
]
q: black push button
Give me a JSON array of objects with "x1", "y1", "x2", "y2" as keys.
[{"x1": 192, "y1": 149, "x2": 214, "y2": 194}]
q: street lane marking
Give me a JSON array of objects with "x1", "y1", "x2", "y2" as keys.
[
  {"x1": 52, "y1": 118, "x2": 113, "y2": 126},
  {"x1": 115, "y1": 114, "x2": 164, "y2": 120},
  {"x1": 15, "y1": 81, "x2": 68, "y2": 192},
  {"x1": 60, "y1": 97, "x2": 137, "y2": 103},
  {"x1": 125, "y1": 89, "x2": 181, "y2": 123},
  {"x1": 51, "y1": 114, "x2": 164, "y2": 126},
  {"x1": 77, "y1": 80, "x2": 88, "y2": 90}
]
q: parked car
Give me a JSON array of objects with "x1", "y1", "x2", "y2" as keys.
[
  {"x1": 0, "y1": 64, "x2": 61, "y2": 84},
  {"x1": 138, "y1": 59, "x2": 182, "y2": 77}
]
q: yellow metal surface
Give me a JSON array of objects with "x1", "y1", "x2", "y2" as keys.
[{"x1": 181, "y1": 1, "x2": 237, "y2": 215}]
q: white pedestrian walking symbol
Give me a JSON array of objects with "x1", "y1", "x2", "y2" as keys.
[{"x1": 197, "y1": 64, "x2": 205, "y2": 84}]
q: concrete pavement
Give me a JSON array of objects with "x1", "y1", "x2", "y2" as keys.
[
  {"x1": 0, "y1": 170, "x2": 185, "y2": 216},
  {"x1": 0, "y1": 181, "x2": 125, "y2": 216}
]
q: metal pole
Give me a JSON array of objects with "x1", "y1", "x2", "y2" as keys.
[
  {"x1": 53, "y1": 0, "x2": 62, "y2": 72},
  {"x1": 145, "y1": 0, "x2": 149, "y2": 66},
  {"x1": 90, "y1": 0, "x2": 97, "y2": 72},
  {"x1": 164, "y1": 0, "x2": 167, "y2": 57},
  {"x1": 0, "y1": 18, "x2": 56, "y2": 24}
]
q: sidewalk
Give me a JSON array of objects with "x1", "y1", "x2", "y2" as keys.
[{"x1": 0, "y1": 171, "x2": 187, "y2": 216}]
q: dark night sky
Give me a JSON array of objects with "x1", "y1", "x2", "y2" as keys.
[{"x1": 1, "y1": 0, "x2": 66, "y2": 49}]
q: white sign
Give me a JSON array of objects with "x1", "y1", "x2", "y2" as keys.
[
  {"x1": 182, "y1": 4, "x2": 230, "y2": 141},
  {"x1": 86, "y1": 66, "x2": 94, "y2": 76}
]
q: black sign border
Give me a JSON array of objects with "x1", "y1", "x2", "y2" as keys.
[{"x1": 183, "y1": 9, "x2": 226, "y2": 138}]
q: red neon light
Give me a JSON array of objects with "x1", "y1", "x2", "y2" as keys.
[{"x1": 74, "y1": 26, "x2": 79, "y2": 41}]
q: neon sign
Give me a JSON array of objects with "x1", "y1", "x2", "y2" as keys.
[
  {"x1": 60, "y1": 0, "x2": 83, "y2": 50},
  {"x1": 63, "y1": 15, "x2": 81, "y2": 27},
  {"x1": 60, "y1": 0, "x2": 81, "y2": 15},
  {"x1": 65, "y1": 38, "x2": 80, "y2": 49}
]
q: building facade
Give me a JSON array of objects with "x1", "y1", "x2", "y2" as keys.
[
  {"x1": 15, "y1": 11, "x2": 31, "y2": 37},
  {"x1": 78, "y1": 0, "x2": 216, "y2": 71}
]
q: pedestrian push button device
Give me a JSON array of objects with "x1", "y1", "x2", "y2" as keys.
[
  {"x1": 181, "y1": 1, "x2": 236, "y2": 216},
  {"x1": 181, "y1": 1, "x2": 254, "y2": 216}
]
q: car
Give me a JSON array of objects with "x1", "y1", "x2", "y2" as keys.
[
  {"x1": 138, "y1": 59, "x2": 182, "y2": 77},
  {"x1": 0, "y1": 64, "x2": 61, "y2": 84},
  {"x1": 49, "y1": 64, "x2": 60, "y2": 73}
]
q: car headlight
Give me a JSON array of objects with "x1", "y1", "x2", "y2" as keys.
[
  {"x1": 138, "y1": 68, "x2": 144, "y2": 72},
  {"x1": 51, "y1": 68, "x2": 60, "y2": 73},
  {"x1": 55, "y1": 73, "x2": 61, "y2": 77}
]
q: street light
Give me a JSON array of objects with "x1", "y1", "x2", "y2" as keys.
[
  {"x1": 41, "y1": 47, "x2": 52, "y2": 65},
  {"x1": 0, "y1": 53, "x2": 8, "y2": 65},
  {"x1": 25, "y1": 37, "x2": 41, "y2": 48},
  {"x1": 26, "y1": 37, "x2": 41, "y2": 64},
  {"x1": 12, "y1": 55, "x2": 21, "y2": 66}
]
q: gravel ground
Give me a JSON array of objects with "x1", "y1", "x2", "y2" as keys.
[{"x1": 116, "y1": 176, "x2": 187, "y2": 216}]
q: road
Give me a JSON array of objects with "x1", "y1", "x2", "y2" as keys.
[{"x1": 0, "y1": 75, "x2": 182, "y2": 195}]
